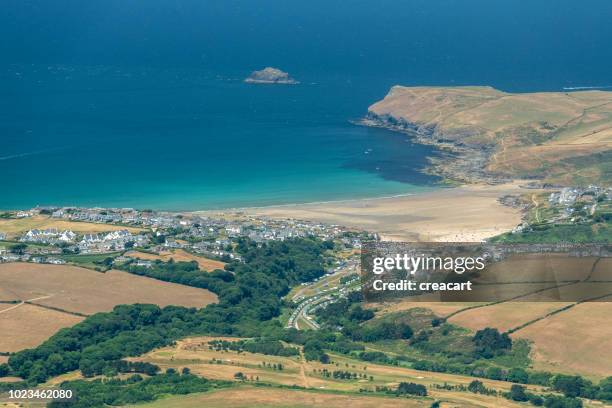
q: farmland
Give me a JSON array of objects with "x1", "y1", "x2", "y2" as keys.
[
  {"x1": 0, "y1": 304, "x2": 83, "y2": 352},
  {"x1": 369, "y1": 301, "x2": 483, "y2": 318},
  {"x1": 0, "y1": 236, "x2": 608, "y2": 407},
  {"x1": 512, "y1": 302, "x2": 612, "y2": 379},
  {"x1": 0, "y1": 215, "x2": 144, "y2": 239},
  {"x1": 124, "y1": 249, "x2": 225, "y2": 271},
  {"x1": 0, "y1": 263, "x2": 217, "y2": 352},
  {"x1": 434, "y1": 298, "x2": 612, "y2": 380},
  {"x1": 127, "y1": 387, "x2": 430, "y2": 408},
  {"x1": 131, "y1": 336, "x2": 544, "y2": 408},
  {"x1": 447, "y1": 302, "x2": 572, "y2": 333}
]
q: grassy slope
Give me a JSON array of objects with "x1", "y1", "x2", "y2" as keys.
[
  {"x1": 126, "y1": 386, "x2": 431, "y2": 408},
  {"x1": 132, "y1": 336, "x2": 536, "y2": 408},
  {"x1": 368, "y1": 86, "x2": 612, "y2": 185}
]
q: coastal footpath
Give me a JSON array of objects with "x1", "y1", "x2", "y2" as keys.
[{"x1": 362, "y1": 86, "x2": 612, "y2": 186}]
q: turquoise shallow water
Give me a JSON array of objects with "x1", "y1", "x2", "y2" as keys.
[
  {"x1": 0, "y1": 66, "x2": 440, "y2": 210},
  {"x1": 1, "y1": 0, "x2": 611, "y2": 210}
]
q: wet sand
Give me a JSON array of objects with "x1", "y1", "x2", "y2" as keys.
[{"x1": 241, "y1": 183, "x2": 526, "y2": 242}]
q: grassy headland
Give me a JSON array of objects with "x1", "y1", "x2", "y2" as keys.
[{"x1": 364, "y1": 86, "x2": 612, "y2": 186}]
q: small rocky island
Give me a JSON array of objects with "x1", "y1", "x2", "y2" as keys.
[{"x1": 244, "y1": 67, "x2": 299, "y2": 84}]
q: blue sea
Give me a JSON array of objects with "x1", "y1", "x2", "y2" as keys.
[{"x1": 1, "y1": 0, "x2": 611, "y2": 210}]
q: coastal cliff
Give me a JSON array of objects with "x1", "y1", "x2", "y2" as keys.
[
  {"x1": 362, "y1": 86, "x2": 612, "y2": 186},
  {"x1": 362, "y1": 109, "x2": 494, "y2": 184}
]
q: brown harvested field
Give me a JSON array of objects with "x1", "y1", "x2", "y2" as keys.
[
  {"x1": 128, "y1": 387, "x2": 430, "y2": 408},
  {"x1": 0, "y1": 263, "x2": 217, "y2": 351},
  {"x1": 431, "y1": 392, "x2": 525, "y2": 408},
  {"x1": 448, "y1": 302, "x2": 571, "y2": 333},
  {"x1": 171, "y1": 249, "x2": 225, "y2": 271},
  {"x1": 0, "y1": 304, "x2": 83, "y2": 352},
  {"x1": 0, "y1": 288, "x2": 19, "y2": 301},
  {"x1": 0, "y1": 263, "x2": 217, "y2": 315},
  {"x1": 0, "y1": 356, "x2": 7, "y2": 364},
  {"x1": 125, "y1": 249, "x2": 225, "y2": 271},
  {"x1": 512, "y1": 302, "x2": 612, "y2": 379},
  {"x1": 0, "y1": 303, "x2": 17, "y2": 313},
  {"x1": 590, "y1": 257, "x2": 612, "y2": 280},
  {"x1": 546, "y1": 282, "x2": 612, "y2": 302},
  {"x1": 0, "y1": 215, "x2": 144, "y2": 239},
  {"x1": 482, "y1": 254, "x2": 599, "y2": 283},
  {"x1": 367, "y1": 301, "x2": 483, "y2": 318}
]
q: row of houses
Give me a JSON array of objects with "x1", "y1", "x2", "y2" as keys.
[
  {"x1": 18, "y1": 227, "x2": 150, "y2": 253},
  {"x1": 21, "y1": 229, "x2": 77, "y2": 244},
  {"x1": 78, "y1": 230, "x2": 149, "y2": 253},
  {"x1": 51, "y1": 207, "x2": 185, "y2": 230},
  {"x1": 0, "y1": 250, "x2": 65, "y2": 265}
]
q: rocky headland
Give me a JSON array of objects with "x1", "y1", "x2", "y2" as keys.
[{"x1": 361, "y1": 86, "x2": 612, "y2": 186}]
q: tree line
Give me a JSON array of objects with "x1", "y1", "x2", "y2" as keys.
[{"x1": 0, "y1": 238, "x2": 329, "y2": 384}]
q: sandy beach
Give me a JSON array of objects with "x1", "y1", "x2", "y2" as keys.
[{"x1": 238, "y1": 183, "x2": 528, "y2": 242}]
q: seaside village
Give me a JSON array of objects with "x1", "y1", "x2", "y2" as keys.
[
  {"x1": 0, "y1": 207, "x2": 367, "y2": 265},
  {"x1": 1, "y1": 185, "x2": 609, "y2": 265},
  {"x1": 511, "y1": 184, "x2": 612, "y2": 234},
  {"x1": 547, "y1": 186, "x2": 611, "y2": 218}
]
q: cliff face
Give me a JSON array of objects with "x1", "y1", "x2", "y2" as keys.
[
  {"x1": 368, "y1": 86, "x2": 502, "y2": 142},
  {"x1": 364, "y1": 86, "x2": 612, "y2": 186},
  {"x1": 244, "y1": 67, "x2": 299, "y2": 84},
  {"x1": 363, "y1": 110, "x2": 495, "y2": 184}
]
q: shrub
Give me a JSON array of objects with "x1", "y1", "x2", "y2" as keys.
[{"x1": 396, "y1": 382, "x2": 427, "y2": 396}]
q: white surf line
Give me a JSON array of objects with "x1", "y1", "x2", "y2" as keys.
[
  {"x1": 0, "y1": 147, "x2": 67, "y2": 161},
  {"x1": 563, "y1": 85, "x2": 612, "y2": 90},
  {"x1": 194, "y1": 191, "x2": 434, "y2": 214},
  {"x1": 0, "y1": 151, "x2": 47, "y2": 161}
]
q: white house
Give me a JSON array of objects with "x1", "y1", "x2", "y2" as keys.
[
  {"x1": 104, "y1": 230, "x2": 132, "y2": 241},
  {"x1": 59, "y1": 230, "x2": 77, "y2": 242}
]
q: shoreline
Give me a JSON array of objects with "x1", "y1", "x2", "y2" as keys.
[
  {"x1": 358, "y1": 114, "x2": 500, "y2": 185},
  {"x1": 3, "y1": 182, "x2": 526, "y2": 243},
  {"x1": 204, "y1": 181, "x2": 531, "y2": 242},
  {"x1": 191, "y1": 188, "x2": 438, "y2": 213},
  {"x1": 0, "y1": 185, "x2": 439, "y2": 214}
]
